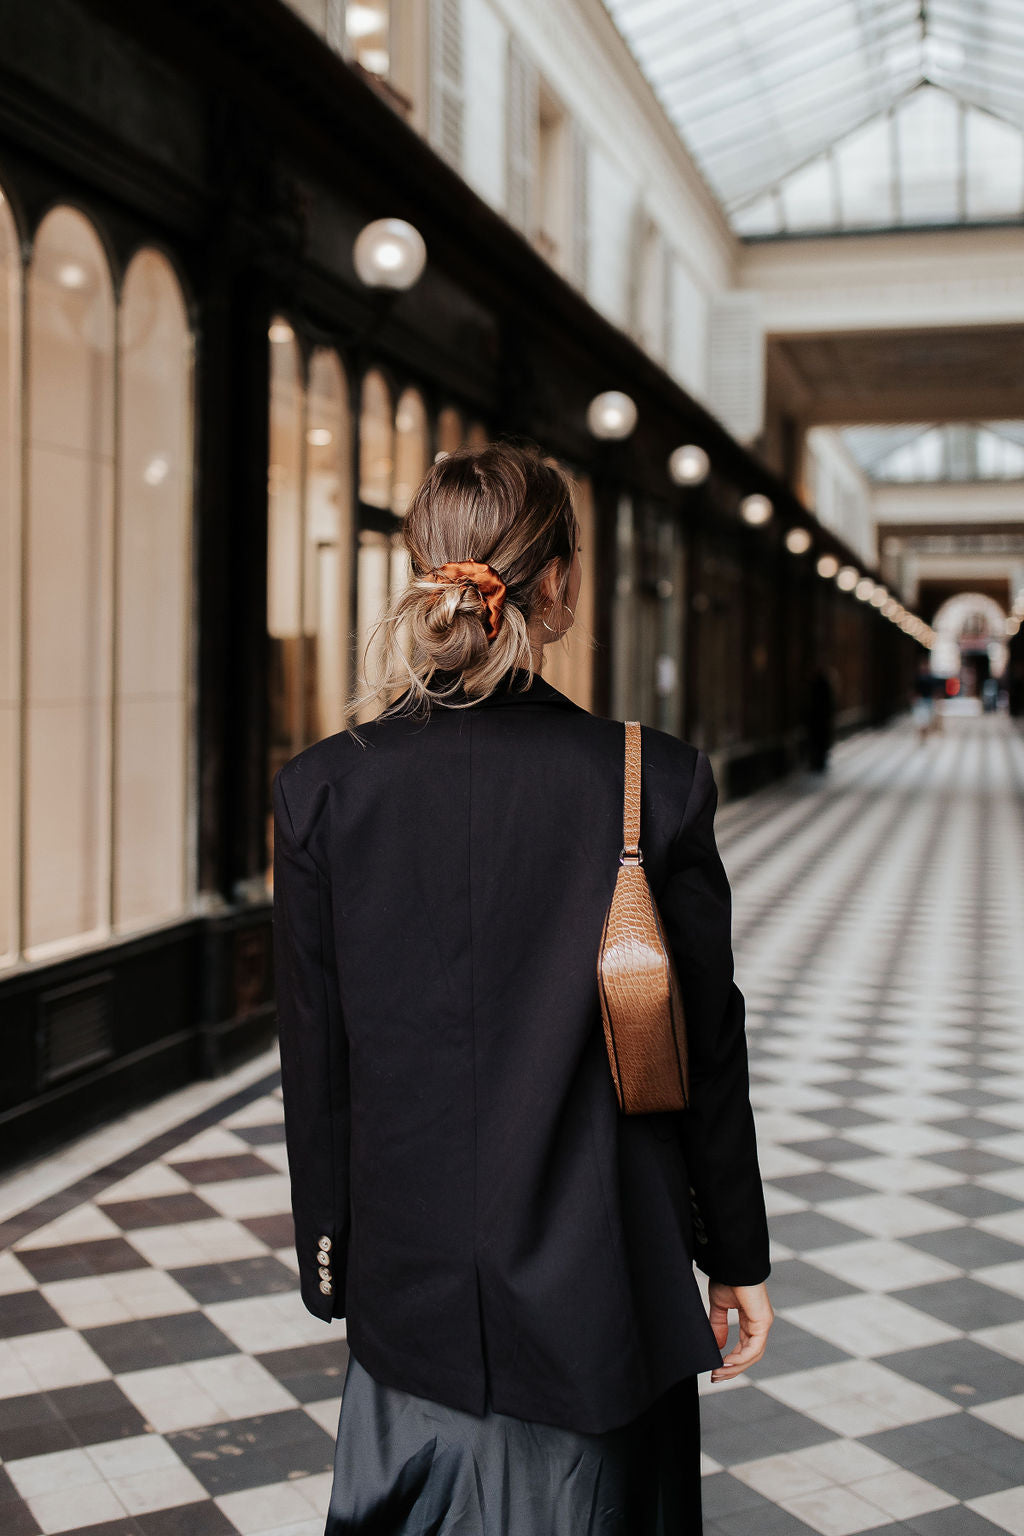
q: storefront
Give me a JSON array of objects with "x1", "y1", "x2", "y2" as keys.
[{"x1": 0, "y1": 0, "x2": 911, "y2": 1165}]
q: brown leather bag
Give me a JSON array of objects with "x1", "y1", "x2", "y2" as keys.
[{"x1": 596, "y1": 721, "x2": 691, "y2": 1114}]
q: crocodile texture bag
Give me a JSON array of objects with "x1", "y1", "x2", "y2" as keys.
[{"x1": 596, "y1": 721, "x2": 691, "y2": 1114}]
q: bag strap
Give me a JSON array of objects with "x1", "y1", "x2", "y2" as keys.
[{"x1": 622, "y1": 720, "x2": 642, "y2": 864}]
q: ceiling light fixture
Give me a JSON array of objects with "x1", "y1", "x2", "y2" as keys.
[
  {"x1": 587, "y1": 391, "x2": 638, "y2": 440},
  {"x1": 667, "y1": 444, "x2": 710, "y2": 486}
]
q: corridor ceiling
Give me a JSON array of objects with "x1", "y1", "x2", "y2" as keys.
[{"x1": 604, "y1": 0, "x2": 1024, "y2": 236}]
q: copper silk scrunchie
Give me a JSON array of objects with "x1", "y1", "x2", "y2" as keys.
[{"x1": 428, "y1": 560, "x2": 507, "y2": 643}]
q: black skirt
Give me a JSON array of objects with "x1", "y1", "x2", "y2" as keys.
[{"x1": 325, "y1": 1348, "x2": 703, "y2": 1535}]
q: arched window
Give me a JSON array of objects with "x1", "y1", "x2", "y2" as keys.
[
  {"x1": 359, "y1": 369, "x2": 394, "y2": 510},
  {"x1": 24, "y1": 208, "x2": 116, "y2": 958},
  {"x1": 266, "y1": 332, "x2": 355, "y2": 837},
  {"x1": 437, "y1": 405, "x2": 464, "y2": 456},
  {"x1": 0, "y1": 187, "x2": 20, "y2": 966},
  {"x1": 392, "y1": 386, "x2": 429, "y2": 514},
  {"x1": 267, "y1": 319, "x2": 306, "y2": 772},
  {"x1": 115, "y1": 250, "x2": 193, "y2": 931},
  {"x1": 306, "y1": 347, "x2": 354, "y2": 739}
]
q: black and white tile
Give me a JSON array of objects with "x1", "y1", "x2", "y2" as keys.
[
  {"x1": 1, "y1": 712, "x2": 1022, "y2": 1535},
  {"x1": 700, "y1": 714, "x2": 1024, "y2": 1535}
]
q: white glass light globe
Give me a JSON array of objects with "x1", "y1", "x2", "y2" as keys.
[
  {"x1": 740, "y1": 494, "x2": 773, "y2": 526},
  {"x1": 836, "y1": 565, "x2": 859, "y2": 591},
  {"x1": 855, "y1": 577, "x2": 876, "y2": 601},
  {"x1": 668, "y1": 444, "x2": 710, "y2": 486},
  {"x1": 587, "y1": 391, "x2": 638, "y2": 440},
  {"x1": 817, "y1": 554, "x2": 839, "y2": 579},
  {"x1": 353, "y1": 218, "x2": 427, "y2": 291},
  {"x1": 785, "y1": 527, "x2": 812, "y2": 555}
]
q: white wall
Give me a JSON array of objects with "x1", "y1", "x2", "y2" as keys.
[{"x1": 447, "y1": 0, "x2": 734, "y2": 395}]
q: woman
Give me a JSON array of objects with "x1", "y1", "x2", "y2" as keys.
[{"x1": 271, "y1": 441, "x2": 773, "y2": 1535}]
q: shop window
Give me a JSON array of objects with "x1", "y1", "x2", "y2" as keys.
[
  {"x1": 115, "y1": 251, "x2": 194, "y2": 932},
  {"x1": 540, "y1": 470, "x2": 596, "y2": 714},
  {"x1": 267, "y1": 319, "x2": 306, "y2": 768},
  {"x1": 437, "y1": 405, "x2": 464, "y2": 456},
  {"x1": 392, "y1": 386, "x2": 429, "y2": 514},
  {"x1": 267, "y1": 329, "x2": 354, "y2": 789},
  {"x1": 24, "y1": 208, "x2": 116, "y2": 958},
  {"x1": 355, "y1": 528, "x2": 392, "y2": 719},
  {"x1": 307, "y1": 347, "x2": 354, "y2": 740},
  {"x1": 0, "y1": 188, "x2": 20, "y2": 967},
  {"x1": 346, "y1": 0, "x2": 391, "y2": 77},
  {"x1": 359, "y1": 368, "x2": 394, "y2": 510}
]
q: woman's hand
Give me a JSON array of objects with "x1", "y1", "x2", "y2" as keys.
[{"x1": 707, "y1": 1280, "x2": 773, "y2": 1382}]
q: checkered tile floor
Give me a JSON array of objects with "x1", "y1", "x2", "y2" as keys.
[{"x1": 1, "y1": 712, "x2": 1023, "y2": 1536}]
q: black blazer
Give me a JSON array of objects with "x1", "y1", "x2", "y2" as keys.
[{"x1": 271, "y1": 669, "x2": 770, "y2": 1435}]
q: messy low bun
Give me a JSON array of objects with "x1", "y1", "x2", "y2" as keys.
[
  {"x1": 343, "y1": 440, "x2": 579, "y2": 734},
  {"x1": 413, "y1": 572, "x2": 492, "y2": 675}
]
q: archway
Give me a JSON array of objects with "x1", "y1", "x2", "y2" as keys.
[{"x1": 931, "y1": 591, "x2": 1008, "y2": 696}]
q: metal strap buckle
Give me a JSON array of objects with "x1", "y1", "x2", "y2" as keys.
[{"x1": 619, "y1": 846, "x2": 643, "y2": 866}]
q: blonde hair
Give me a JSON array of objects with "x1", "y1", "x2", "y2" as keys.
[{"x1": 344, "y1": 440, "x2": 580, "y2": 736}]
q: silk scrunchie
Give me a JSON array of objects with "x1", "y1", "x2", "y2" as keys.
[{"x1": 428, "y1": 560, "x2": 507, "y2": 643}]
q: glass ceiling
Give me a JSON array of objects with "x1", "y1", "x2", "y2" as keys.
[
  {"x1": 603, "y1": 0, "x2": 1024, "y2": 236},
  {"x1": 842, "y1": 422, "x2": 1024, "y2": 482}
]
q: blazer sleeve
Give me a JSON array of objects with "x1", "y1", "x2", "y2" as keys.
[
  {"x1": 271, "y1": 767, "x2": 350, "y2": 1322},
  {"x1": 657, "y1": 749, "x2": 771, "y2": 1287}
]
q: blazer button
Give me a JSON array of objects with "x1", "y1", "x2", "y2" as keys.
[
  {"x1": 319, "y1": 1266, "x2": 332, "y2": 1282},
  {"x1": 318, "y1": 1236, "x2": 332, "y2": 1252},
  {"x1": 695, "y1": 1230, "x2": 709, "y2": 1244},
  {"x1": 319, "y1": 1279, "x2": 333, "y2": 1294}
]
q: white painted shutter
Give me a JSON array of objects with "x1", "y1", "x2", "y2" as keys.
[
  {"x1": 325, "y1": 0, "x2": 346, "y2": 53},
  {"x1": 661, "y1": 248, "x2": 675, "y2": 365},
  {"x1": 624, "y1": 199, "x2": 648, "y2": 342},
  {"x1": 506, "y1": 36, "x2": 538, "y2": 236},
  {"x1": 708, "y1": 293, "x2": 765, "y2": 444},
  {"x1": 569, "y1": 120, "x2": 590, "y2": 291},
  {"x1": 429, "y1": 0, "x2": 464, "y2": 171}
]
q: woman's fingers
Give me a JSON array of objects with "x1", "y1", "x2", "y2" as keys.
[
  {"x1": 707, "y1": 1297, "x2": 733, "y2": 1351},
  {"x1": 706, "y1": 1281, "x2": 774, "y2": 1382},
  {"x1": 709, "y1": 1308, "x2": 773, "y2": 1382}
]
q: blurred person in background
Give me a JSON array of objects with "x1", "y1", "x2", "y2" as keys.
[
  {"x1": 912, "y1": 658, "x2": 938, "y2": 741},
  {"x1": 805, "y1": 666, "x2": 836, "y2": 773}
]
